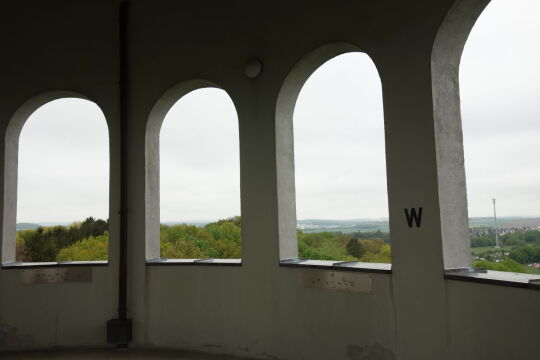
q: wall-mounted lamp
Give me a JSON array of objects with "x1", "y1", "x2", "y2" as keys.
[{"x1": 245, "y1": 58, "x2": 263, "y2": 79}]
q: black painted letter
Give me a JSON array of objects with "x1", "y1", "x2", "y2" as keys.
[{"x1": 404, "y1": 207, "x2": 422, "y2": 228}]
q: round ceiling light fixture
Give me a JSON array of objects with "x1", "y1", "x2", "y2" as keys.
[{"x1": 245, "y1": 58, "x2": 263, "y2": 79}]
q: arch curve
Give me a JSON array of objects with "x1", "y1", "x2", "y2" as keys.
[
  {"x1": 144, "y1": 79, "x2": 230, "y2": 259},
  {"x1": 275, "y1": 42, "x2": 380, "y2": 260},
  {"x1": 2, "y1": 91, "x2": 107, "y2": 263},
  {"x1": 431, "y1": 0, "x2": 490, "y2": 269}
]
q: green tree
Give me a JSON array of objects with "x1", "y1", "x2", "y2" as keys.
[
  {"x1": 346, "y1": 238, "x2": 366, "y2": 259},
  {"x1": 473, "y1": 258, "x2": 527, "y2": 273},
  {"x1": 25, "y1": 227, "x2": 57, "y2": 262},
  {"x1": 351, "y1": 230, "x2": 390, "y2": 243},
  {"x1": 160, "y1": 217, "x2": 243, "y2": 259},
  {"x1": 508, "y1": 245, "x2": 540, "y2": 264},
  {"x1": 19, "y1": 217, "x2": 108, "y2": 262},
  {"x1": 161, "y1": 239, "x2": 207, "y2": 259},
  {"x1": 523, "y1": 230, "x2": 540, "y2": 244},
  {"x1": 360, "y1": 244, "x2": 391, "y2": 263},
  {"x1": 57, "y1": 233, "x2": 108, "y2": 261},
  {"x1": 470, "y1": 235, "x2": 495, "y2": 247},
  {"x1": 298, "y1": 241, "x2": 337, "y2": 260},
  {"x1": 15, "y1": 232, "x2": 32, "y2": 262},
  {"x1": 56, "y1": 232, "x2": 109, "y2": 261}
]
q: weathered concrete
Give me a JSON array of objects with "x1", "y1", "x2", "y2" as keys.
[{"x1": 431, "y1": 0, "x2": 491, "y2": 270}]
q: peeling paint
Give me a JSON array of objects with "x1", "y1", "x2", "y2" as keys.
[
  {"x1": 347, "y1": 342, "x2": 396, "y2": 360},
  {"x1": 0, "y1": 322, "x2": 34, "y2": 350}
]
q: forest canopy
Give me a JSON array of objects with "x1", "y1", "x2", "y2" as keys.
[{"x1": 14, "y1": 216, "x2": 539, "y2": 275}]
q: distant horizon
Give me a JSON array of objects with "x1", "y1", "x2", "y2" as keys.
[{"x1": 17, "y1": 214, "x2": 540, "y2": 226}]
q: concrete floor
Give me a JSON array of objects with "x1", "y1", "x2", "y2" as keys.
[{"x1": 0, "y1": 348, "x2": 260, "y2": 360}]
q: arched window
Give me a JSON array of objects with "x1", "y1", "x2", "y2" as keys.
[
  {"x1": 3, "y1": 96, "x2": 109, "y2": 264},
  {"x1": 277, "y1": 48, "x2": 390, "y2": 267},
  {"x1": 460, "y1": 0, "x2": 540, "y2": 274},
  {"x1": 147, "y1": 85, "x2": 241, "y2": 261}
]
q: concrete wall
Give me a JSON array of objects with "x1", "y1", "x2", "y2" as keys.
[
  {"x1": 0, "y1": 0, "x2": 120, "y2": 351},
  {"x1": 1, "y1": 1, "x2": 539, "y2": 360}
]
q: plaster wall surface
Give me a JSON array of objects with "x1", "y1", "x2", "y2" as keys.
[
  {"x1": 0, "y1": 0, "x2": 120, "y2": 352},
  {"x1": 0, "y1": 1, "x2": 538, "y2": 360}
]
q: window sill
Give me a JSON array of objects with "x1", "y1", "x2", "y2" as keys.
[
  {"x1": 2, "y1": 260, "x2": 108, "y2": 269},
  {"x1": 444, "y1": 268, "x2": 540, "y2": 291},
  {"x1": 279, "y1": 259, "x2": 391, "y2": 274},
  {"x1": 146, "y1": 258, "x2": 241, "y2": 266}
]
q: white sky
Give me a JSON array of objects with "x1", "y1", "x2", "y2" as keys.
[
  {"x1": 294, "y1": 53, "x2": 387, "y2": 219},
  {"x1": 159, "y1": 88, "x2": 240, "y2": 222},
  {"x1": 460, "y1": 0, "x2": 540, "y2": 217},
  {"x1": 15, "y1": 0, "x2": 540, "y2": 223},
  {"x1": 17, "y1": 99, "x2": 109, "y2": 223}
]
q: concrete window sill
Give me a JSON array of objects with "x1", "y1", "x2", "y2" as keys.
[
  {"x1": 146, "y1": 258, "x2": 241, "y2": 266},
  {"x1": 444, "y1": 268, "x2": 540, "y2": 291},
  {"x1": 279, "y1": 259, "x2": 392, "y2": 274},
  {"x1": 2, "y1": 260, "x2": 108, "y2": 269}
]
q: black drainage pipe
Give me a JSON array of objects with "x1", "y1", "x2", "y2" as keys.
[{"x1": 107, "y1": 0, "x2": 132, "y2": 347}]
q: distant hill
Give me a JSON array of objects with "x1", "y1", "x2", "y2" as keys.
[
  {"x1": 297, "y1": 219, "x2": 389, "y2": 233},
  {"x1": 16, "y1": 223, "x2": 41, "y2": 231},
  {"x1": 468, "y1": 217, "x2": 540, "y2": 229},
  {"x1": 162, "y1": 221, "x2": 211, "y2": 227},
  {"x1": 15, "y1": 217, "x2": 540, "y2": 234},
  {"x1": 16, "y1": 222, "x2": 71, "y2": 232},
  {"x1": 297, "y1": 217, "x2": 540, "y2": 233}
]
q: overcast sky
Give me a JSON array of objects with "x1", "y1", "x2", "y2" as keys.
[
  {"x1": 16, "y1": 0, "x2": 540, "y2": 223},
  {"x1": 460, "y1": 0, "x2": 540, "y2": 217},
  {"x1": 17, "y1": 99, "x2": 109, "y2": 223},
  {"x1": 294, "y1": 53, "x2": 387, "y2": 219},
  {"x1": 159, "y1": 88, "x2": 240, "y2": 222}
]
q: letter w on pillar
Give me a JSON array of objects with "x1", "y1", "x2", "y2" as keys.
[{"x1": 404, "y1": 207, "x2": 422, "y2": 228}]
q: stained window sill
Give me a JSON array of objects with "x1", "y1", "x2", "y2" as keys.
[
  {"x1": 444, "y1": 267, "x2": 540, "y2": 291},
  {"x1": 2, "y1": 260, "x2": 108, "y2": 269},
  {"x1": 146, "y1": 258, "x2": 241, "y2": 266},
  {"x1": 279, "y1": 258, "x2": 391, "y2": 274}
]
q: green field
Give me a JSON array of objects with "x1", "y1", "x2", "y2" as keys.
[
  {"x1": 471, "y1": 245, "x2": 514, "y2": 256},
  {"x1": 301, "y1": 224, "x2": 389, "y2": 234},
  {"x1": 297, "y1": 217, "x2": 540, "y2": 234},
  {"x1": 469, "y1": 217, "x2": 540, "y2": 229}
]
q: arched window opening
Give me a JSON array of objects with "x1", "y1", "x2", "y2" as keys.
[
  {"x1": 158, "y1": 88, "x2": 241, "y2": 260},
  {"x1": 14, "y1": 98, "x2": 109, "y2": 263},
  {"x1": 293, "y1": 52, "x2": 390, "y2": 264},
  {"x1": 460, "y1": 0, "x2": 540, "y2": 274}
]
